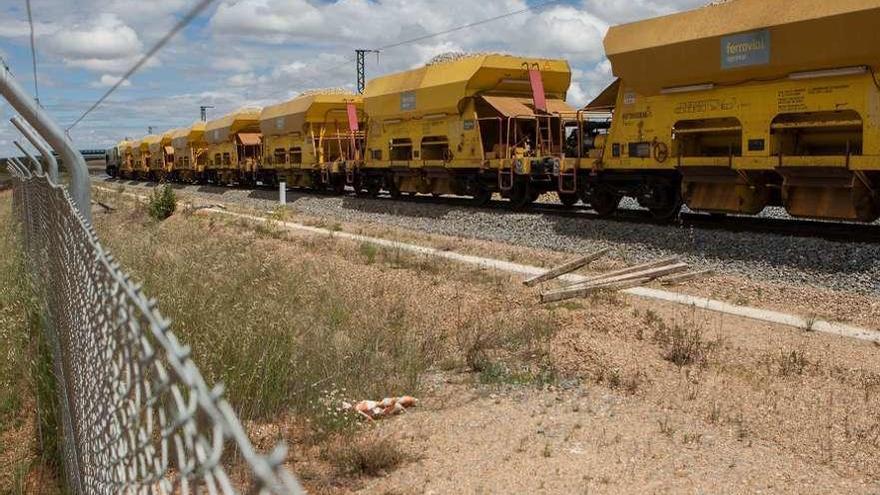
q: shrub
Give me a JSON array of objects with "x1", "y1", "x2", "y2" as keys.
[
  {"x1": 321, "y1": 433, "x2": 406, "y2": 476},
  {"x1": 777, "y1": 349, "x2": 810, "y2": 377},
  {"x1": 148, "y1": 185, "x2": 176, "y2": 220},
  {"x1": 655, "y1": 320, "x2": 715, "y2": 368}
]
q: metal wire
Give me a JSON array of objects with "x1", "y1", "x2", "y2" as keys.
[
  {"x1": 260, "y1": 0, "x2": 564, "y2": 101},
  {"x1": 67, "y1": 0, "x2": 216, "y2": 131},
  {"x1": 7, "y1": 169, "x2": 304, "y2": 495},
  {"x1": 25, "y1": 0, "x2": 40, "y2": 104}
]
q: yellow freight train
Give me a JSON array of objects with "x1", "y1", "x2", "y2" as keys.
[
  {"x1": 170, "y1": 122, "x2": 207, "y2": 183},
  {"x1": 106, "y1": 0, "x2": 880, "y2": 223},
  {"x1": 259, "y1": 90, "x2": 365, "y2": 192},
  {"x1": 357, "y1": 53, "x2": 574, "y2": 207},
  {"x1": 580, "y1": 0, "x2": 880, "y2": 221}
]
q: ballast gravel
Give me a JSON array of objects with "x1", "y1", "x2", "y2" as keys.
[{"x1": 105, "y1": 180, "x2": 880, "y2": 297}]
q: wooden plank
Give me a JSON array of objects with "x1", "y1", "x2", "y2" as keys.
[
  {"x1": 660, "y1": 269, "x2": 714, "y2": 286},
  {"x1": 523, "y1": 248, "x2": 610, "y2": 287},
  {"x1": 542, "y1": 262, "x2": 688, "y2": 303},
  {"x1": 561, "y1": 256, "x2": 680, "y2": 289}
]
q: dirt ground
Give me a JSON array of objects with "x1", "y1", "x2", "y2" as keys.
[
  {"x1": 90, "y1": 185, "x2": 880, "y2": 494},
  {"x1": 358, "y1": 303, "x2": 880, "y2": 494}
]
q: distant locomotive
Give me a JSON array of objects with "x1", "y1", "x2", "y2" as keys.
[{"x1": 107, "y1": 0, "x2": 880, "y2": 223}]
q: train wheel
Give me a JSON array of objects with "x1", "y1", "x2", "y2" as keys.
[
  {"x1": 647, "y1": 186, "x2": 683, "y2": 221},
  {"x1": 366, "y1": 181, "x2": 381, "y2": 198},
  {"x1": 649, "y1": 201, "x2": 682, "y2": 221},
  {"x1": 388, "y1": 177, "x2": 402, "y2": 199},
  {"x1": 470, "y1": 186, "x2": 491, "y2": 207},
  {"x1": 590, "y1": 188, "x2": 620, "y2": 218},
  {"x1": 528, "y1": 189, "x2": 540, "y2": 203},
  {"x1": 558, "y1": 192, "x2": 579, "y2": 208},
  {"x1": 350, "y1": 174, "x2": 367, "y2": 197},
  {"x1": 508, "y1": 180, "x2": 532, "y2": 210},
  {"x1": 331, "y1": 178, "x2": 345, "y2": 196}
]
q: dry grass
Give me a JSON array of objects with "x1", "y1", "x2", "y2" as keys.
[
  {"x1": 93, "y1": 194, "x2": 564, "y2": 440},
  {"x1": 0, "y1": 194, "x2": 61, "y2": 494},
  {"x1": 320, "y1": 432, "x2": 407, "y2": 477},
  {"x1": 651, "y1": 309, "x2": 719, "y2": 368}
]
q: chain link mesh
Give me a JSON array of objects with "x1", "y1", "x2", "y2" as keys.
[{"x1": 7, "y1": 167, "x2": 304, "y2": 494}]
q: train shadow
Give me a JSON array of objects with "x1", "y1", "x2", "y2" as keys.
[
  {"x1": 196, "y1": 185, "x2": 231, "y2": 195},
  {"x1": 247, "y1": 188, "x2": 284, "y2": 201},
  {"x1": 337, "y1": 194, "x2": 464, "y2": 220}
]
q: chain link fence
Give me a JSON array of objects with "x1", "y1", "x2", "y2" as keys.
[{"x1": 7, "y1": 167, "x2": 304, "y2": 493}]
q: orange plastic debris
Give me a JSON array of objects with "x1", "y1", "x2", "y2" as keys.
[{"x1": 344, "y1": 396, "x2": 418, "y2": 421}]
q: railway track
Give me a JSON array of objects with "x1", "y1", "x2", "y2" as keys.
[{"x1": 95, "y1": 174, "x2": 880, "y2": 245}]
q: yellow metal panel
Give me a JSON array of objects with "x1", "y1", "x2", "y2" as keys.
[
  {"x1": 260, "y1": 93, "x2": 363, "y2": 137},
  {"x1": 151, "y1": 131, "x2": 176, "y2": 155},
  {"x1": 169, "y1": 127, "x2": 189, "y2": 141},
  {"x1": 140, "y1": 135, "x2": 160, "y2": 151},
  {"x1": 605, "y1": 0, "x2": 880, "y2": 95},
  {"x1": 205, "y1": 107, "x2": 262, "y2": 144},
  {"x1": 481, "y1": 96, "x2": 573, "y2": 117},
  {"x1": 364, "y1": 54, "x2": 571, "y2": 119},
  {"x1": 599, "y1": 72, "x2": 880, "y2": 171}
]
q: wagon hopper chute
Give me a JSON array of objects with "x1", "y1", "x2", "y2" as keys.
[
  {"x1": 259, "y1": 91, "x2": 364, "y2": 192},
  {"x1": 362, "y1": 53, "x2": 575, "y2": 207},
  {"x1": 589, "y1": 0, "x2": 880, "y2": 222}
]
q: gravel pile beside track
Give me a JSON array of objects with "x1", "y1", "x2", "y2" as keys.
[{"x1": 102, "y1": 179, "x2": 880, "y2": 296}]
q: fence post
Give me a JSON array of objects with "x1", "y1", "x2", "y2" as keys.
[
  {"x1": 0, "y1": 65, "x2": 91, "y2": 222},
  {"x1": 279, "y1": 181, "x2": 286, "y2": 205},
  {"x1": 13, "y1": 140, "x2": 43, "y2": 174},
  {"x1": 8, "y1": 157, "x2": 31, "y2": 177},
  {"x1": 10, "y1": 116, "x2": 58, "y2": 182}
]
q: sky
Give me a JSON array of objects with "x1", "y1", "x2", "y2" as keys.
[{"x1": 0, "y1": 0, "x2": 707, "y2": 157}]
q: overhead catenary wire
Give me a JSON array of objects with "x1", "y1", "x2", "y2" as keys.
[
  {"x1": 259, "y1": 0, "x2": 565, "y2": 102},
  {"x1": 25, "y1": 0, "x2": 39, "y2": 104},
  {"x1": 66, "y1": 0, "x2": 216, "y2": 131},
  {"x1": 62, "y1": 0, "x2": 565, "y2": 131},
  {"x1": 374, "y1": 0, "x2": 564, "y2": 52}
]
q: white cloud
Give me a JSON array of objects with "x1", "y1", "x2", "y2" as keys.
[
  {"x1": 210, "y1": 0, "x2": 324, "y2": 42},
  {"x1": 0, "y1": 0, "x2": 712, "y2": 155},
  {"x1": 0, "y1": 19, "x2": 55, "y2": 38},
  {"x1": 45, "y1": 13, "x2": 142, "y2": 60},
  {"x1": 226, "y1": 72, "x2": 265, "y2": 87},
  {"x1": 90, "y1": 74, "x2": 132, "y2": 88}
]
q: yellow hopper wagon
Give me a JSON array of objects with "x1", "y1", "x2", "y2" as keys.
[
  {"x1": 129, "y1": 138, "x2": 151, "y2": 180},
  {"x1": 105, "y1": 140, "x2": 130, "y2": 178},
  {"x1": 205, "y1": 107, "x2": 262, "y2": 185},
  {"x1": 119, "y1": 140, "x2": 136, "y2": 179},
  {"x1": 259, "y1": 91, "x2": 365, "y2": 193},
  {"x1": 149, "y1": 130, "x2": 177, "y2": 182},
  {"x1": 137, "y1": 135, "x2": 161, "y2": 181},
  {"x1": 170, "y1": 122, "x2": 207, "y2": 183},
  {"x1": 584, "y1": 0, "x2": 880, "y2": 221},
  {"x1": 361, "y1": 53, "x2": 574, "y2": 206}
]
